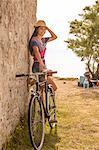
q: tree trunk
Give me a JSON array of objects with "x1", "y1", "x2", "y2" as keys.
[{"x1": 87, "y1": 61, "x2": 94, "y2": 78}]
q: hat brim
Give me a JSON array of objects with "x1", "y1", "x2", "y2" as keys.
[
  {"x1": 34, "y1": 20, "x2": 47, "y2": 28},
  {"x1": 34, "y1": 25, "x2": 47, "y2": 28}
]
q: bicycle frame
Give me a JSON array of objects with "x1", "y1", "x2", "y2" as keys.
[
  {"x1": 34, "y1": 73, "x2": 51, "y2": 118},
  {"x1": 16, "y1": 71, "x2": 56, "y2": 118}
]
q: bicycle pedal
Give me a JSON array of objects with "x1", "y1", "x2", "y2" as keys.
[
  {"x1": 52, "y1": 105, "x2": 56, "y2": 109},
  {"x1": 49, "y1": 119, "x2": 57, "y2": 123},
  {"x1": 49, "y1": 105, "x2": 56, "y2": 109},
  {"x1": 50, "y1": 93, "x2": 55, "y2": 96}
]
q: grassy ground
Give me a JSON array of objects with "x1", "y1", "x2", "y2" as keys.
[{"x1": 3, "y1": 79, "x2": 99, "y2": 150}]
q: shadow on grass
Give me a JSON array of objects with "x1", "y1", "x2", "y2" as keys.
[
  {"x1": 2, "y1": 116, "x2": 60, "y2": 150},
  {"x1": 43, "y1": 125, "x2": 60, "y2": 150}
]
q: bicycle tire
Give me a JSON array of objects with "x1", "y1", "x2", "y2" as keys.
[
  {"x1": 28, "y1": 94, "x2": 45, "y2": 150},
  {"x1": 47, "y1": 86, "x2": 57, "y2": 129}
]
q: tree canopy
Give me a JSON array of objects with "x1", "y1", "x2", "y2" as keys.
[{"x1": 66, "y1": 1, "x2": 99, "y2": 78}]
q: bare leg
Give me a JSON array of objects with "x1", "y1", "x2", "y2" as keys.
[{"x1": 47, "y1": 76, "x2": 57, "y2": 91}]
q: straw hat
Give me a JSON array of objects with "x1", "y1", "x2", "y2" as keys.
[{"x1": 34, "y1": 20, "x2": 47, "y2": 28}]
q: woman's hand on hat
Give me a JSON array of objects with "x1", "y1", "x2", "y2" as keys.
[{"x1": 45, "y1": 26, "x2": 49, "y2": 30}]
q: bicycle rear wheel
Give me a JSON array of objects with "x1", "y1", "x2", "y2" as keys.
[
  {"x1": 47, "y1": 85, "x2": 57, "y2": 129},
  {"x1": 28, "y1": 94, "x2": 44, "y2": 150}
]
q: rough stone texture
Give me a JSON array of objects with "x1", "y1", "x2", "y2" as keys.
[{"x1": 0, "y1": 0, "x2": 37, "y2": 149}]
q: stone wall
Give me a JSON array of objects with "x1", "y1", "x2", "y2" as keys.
[{"x1": 0, "y1": 0, "x2": 37, "y2": 149}]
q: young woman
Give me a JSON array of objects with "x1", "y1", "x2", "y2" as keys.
[{"x1": 29, "y1": 20, "x2": 57, "y2": 91}]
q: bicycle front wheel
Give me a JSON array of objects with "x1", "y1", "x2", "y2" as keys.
[{"x1": 28, "y1": 94, "x2": 44, "y2": 150}]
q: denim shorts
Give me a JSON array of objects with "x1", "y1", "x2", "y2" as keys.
[
  {"x1": 32, "y1": 62, "x2": 45, "y2": 82},
  {"x1": 32, "y1": 62, "x2": 40, "y2": 73}
]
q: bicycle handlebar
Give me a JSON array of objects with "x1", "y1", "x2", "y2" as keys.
[
  {"x1": 16, "y1": 74, "x2": 28, "y2": 77},
  {"x1": 47, "y1": 70, "x2": 57, "y2": 76},
  {"x1": 16, "y1": 70, "x2": 57, "y2": 78},
  {"x1": 16, "y1": 73, "x2": 44, "y2": 78}
]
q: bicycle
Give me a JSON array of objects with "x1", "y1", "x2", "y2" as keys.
[{"x1": 16, "y1": 71, "x2": 57, "y2": 150}]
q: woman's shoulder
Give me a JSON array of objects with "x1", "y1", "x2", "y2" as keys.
[
  {"x1": 30, "y1": 37, "x2": 40, "y2": 48},
  {"x1": 31, "y1": 37, "x2": 38, "y2": 42}
]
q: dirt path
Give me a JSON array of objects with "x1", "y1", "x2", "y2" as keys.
[{"x1": 43, "y1": 78, "x2": 99, "y2": 150}]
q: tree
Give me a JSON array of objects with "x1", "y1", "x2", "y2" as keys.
[{"x1": 65, "y1": 1, "x2": 99, "y2": 78}]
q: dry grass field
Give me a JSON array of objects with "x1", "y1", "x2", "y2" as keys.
[
  {"x1": 3, "y1": 78, "x2": 99, "y2": 150},
  {"x1": 48, "y1": 78, "x2": 99, "y2": 150}
]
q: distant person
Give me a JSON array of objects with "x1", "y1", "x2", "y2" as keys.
[
  {"x1": 84, "y1": 71, "x2": 93, "y2": 87},
  {"x1": 84, "y1": 72, "x2": 91, "y2": 81},
  {"x1": 28, "y1": 20, "x2": 57, "y2": 91}
]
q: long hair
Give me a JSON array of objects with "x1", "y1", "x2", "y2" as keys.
[{"x1": 28, "y1": 26, "x2": 40, "y2": 50}]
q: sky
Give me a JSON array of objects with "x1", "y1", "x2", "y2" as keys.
[{"x1": 37, "y1": 0, "x2": 95, "y2": 78}]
